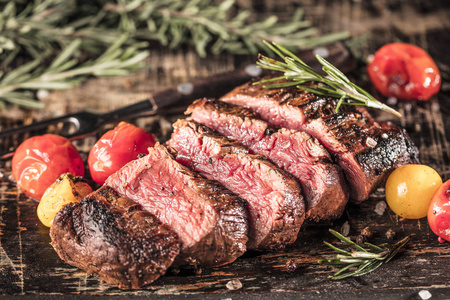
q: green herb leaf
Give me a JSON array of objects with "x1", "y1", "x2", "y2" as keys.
[
  {"x1": 0, "y1": 1, "x2": 350, "y2": 109},
  {"x1": 318, "y1": 229, "x2": 410, "y2": 280},
  {"x1": 255, "y1": 41, "x2": 402, "y2": 118}
]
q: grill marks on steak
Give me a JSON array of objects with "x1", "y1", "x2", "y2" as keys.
[
  {"x1": 168, "y1": 119, "x2": 305, "y2": 249},
  {"x1": 50, "y1": 186, "x2": 180, "y2": 289},
  {"x1": 221, "y1": 79, "x2": 419, "y2": 202},
  {"x1": 105, "y1": 143, "x2": 249, "y2": 267},
  {"x1": 186, "y1": 99, "x2": 348, "y2": 221}
]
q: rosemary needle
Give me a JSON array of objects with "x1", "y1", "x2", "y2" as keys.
[
  {"x1": 254, "y1": 41, "x2": 402, "y2": 118},
  {"x1": 318, "y1": 229, "x2": 410, "y2": 280}
]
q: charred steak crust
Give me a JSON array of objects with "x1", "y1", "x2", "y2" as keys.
[
  {"x1": 187, "y1": 98, "x2": 348, "y2": 222},
  {"x1": 50, "y1": 186, "x2": 180, "y2": 290},
  {"x1": 168, "y1": 119, "x2": 305, "y2": 250},
  {"x1": 106, "y1": 143, "x2": 249, "y2": 267},
  {"x1": 221, "y1": 78, "x2": 419, "y2": 202},
  {"x1": 355, "y1": 125, "x2": 420, "y2": 193}
]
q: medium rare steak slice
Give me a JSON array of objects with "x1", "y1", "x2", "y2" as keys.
[
  {"x1": 221, "y1": 79, "x2": 419, "y2": 202},
  {"x1": 50, "y1": 186, "x2": 180, "y2": 290},
  {"x1": 186, "y1": 98, "x2": 348, "y2": 221},
  {"x1": 106, "y1": 143, "x2": 249, "y2": 267},
  {"x1": 168, "y1": 119, "x2": 305, "y2": 249}
]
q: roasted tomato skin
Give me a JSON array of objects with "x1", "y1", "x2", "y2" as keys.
[
  {"x1": 88, "y1": 122, "x2": 156, "y2": 185},
  {"x1": 428, "y1": 179, "x2": 450, "y2": 243},
  {"x1": 12, "y1": 134, "x2": 85, "y2": 201},
  {"x1": 367, "y1": 43, "x2": 441, "y2": 101}
]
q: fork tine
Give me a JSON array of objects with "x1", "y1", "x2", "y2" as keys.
[{"x1": 0, "y1": 113, "x2": 86, "y2": 139}]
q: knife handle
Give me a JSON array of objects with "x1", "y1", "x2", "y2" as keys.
[
  {"x1": 100, "y1": 66, "x2": 259, "y2": 122},
  {"x1": 149, "y1": 67, "x2": 259, "y2": 113}
]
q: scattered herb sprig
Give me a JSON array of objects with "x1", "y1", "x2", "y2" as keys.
[
  {"x1": 0, "y1": 0, "x2": 350, "y2": 110},
  {"x1": 0, "y1": 35, "x2": 149, "y2": 110},
  {"x1": 318, "y1": 229, "x2": 410, "y2": 280},
  {"x1": 255, "y1": 41, "x2": 402, "y2": 117}
]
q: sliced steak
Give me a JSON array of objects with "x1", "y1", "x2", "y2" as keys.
[
  {"x1": 186, "y1": 98, "x2": 348, "y2": 221},
  {"x1": 168, "y1": 119, "x2": 305, "y2": 249},
  {"x1": 221, "y1": 79, "x2": 419, "y2": 202},
  {"x1": 50, "y1": 186, "x2": 180, "y2": 290},
  {"x1": 106, "y1": 143, "x2": 249, "y2": 267}
]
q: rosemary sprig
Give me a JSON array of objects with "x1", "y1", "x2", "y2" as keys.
[
  {"x1": 318, "y1": 229, "x2": 410, "y2": 280},
  {"x1": 0, "y1": 0, "x2": 349, "y2": 59},
  {"x1": 255, "y1": 41, "x2": 402, "y2": 118},
  {"x1": 0, "y1": 0, "x2": 349, "y2": 109},
  {"x1": 0, "y1": 35, "x2": 149, "y2": 109}
]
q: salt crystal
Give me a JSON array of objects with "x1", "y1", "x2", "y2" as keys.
[
  {"x1": 415, "y1": 123, "x2": 421, "y2": 132},
  {"x1": 365, "y1": 137, "x2": 377, "y2": 148},
  {"x1": 313, "y1": 47, "x2": 329, "y2": 58},
  {"x1": 37, "y1": 89, "x2": 49, "y2": 100},
  {"x1": 177, "y1": 82, "x2": 194, "y2": 95},
  {"x1": 245, "y1": 64, "x2": 262, "y2": 77},
  {"x1": 226, "y1": 279, "x2": 242, "y2": 290},
  {"x1": 387, "y1": 97, "x2": 397, "y2": 105},
  {"x1": 418, "y1": 290, "x2": 432, "y2": 300},
  {"x1": 404, "y1": 102, "x2": 412, "y2": 112},
  {"x1": 341, "y1": 221, "x2": 350, "y2": 237},
  {"x1": 431, "y1": 102, "x2": 440, "y2": 112},
  {"x1": 374, "y1": 201, "x2": 387, "y2": 216}
]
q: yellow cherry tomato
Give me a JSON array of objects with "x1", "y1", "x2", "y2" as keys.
[
  {"x1": 37, "y1": 173, "x2": 92, "y2": 227},
  {"x1": 385, "y1": 164, "x2": 442, "y2": 219}
]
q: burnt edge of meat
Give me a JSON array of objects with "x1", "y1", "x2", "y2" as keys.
[
  {"x1": 106, "y1": 143, "x2": 250, "y2": 268},
  {"x1": 226, "y1": 79, "x2": 374, "y2": 152},
  {"x1": 355, "y1": 124, "x2": 420, "y2": 196},
  {"x1": 187, "y1": 98, "x2": 348, "y2": 222},
  {"x1": 186, "y1": 97, "x2": 260, "y2": 119},
  {"x1": 221, "y1": 78, "x2": 420, "y2": 201},
  {"x1": 169, "y1": 119, "x2": 305, "y2": 250},
  {"x1": 49, "y1": 186, "x2": 181, "y2": 290}
]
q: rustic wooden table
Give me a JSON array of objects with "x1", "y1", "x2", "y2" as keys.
[{"x1": 0, "y1": 0, "x2": 449, "y2": 299}]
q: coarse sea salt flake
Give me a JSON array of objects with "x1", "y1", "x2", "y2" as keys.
[
  {"x1": 341, "y1": 221, "x2": 350, "y2": 237},
  {"x1": 313, "y1": 47, "x2": 329, "y2": 58},
  {"x1": 418, "y1": 290, "x2": 432, "y2": 300},
  {"x1": 226, "y1": 279, "x2": 242, "y2": 290},
  {"x1": 374, "y1": 201, "x2": 387, "y2": 216}
]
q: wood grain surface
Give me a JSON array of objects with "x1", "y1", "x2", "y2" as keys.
[{"x1": 0, "y1": 0, "x2": 450, "y2": 299}]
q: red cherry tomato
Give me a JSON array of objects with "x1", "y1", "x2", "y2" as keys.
[
  {"x1": 88, "y1": 122, "x2": 156, "y2": 185},
  {"x1": 12, "y1": 134, "x2": 85, "y2": 201},
  {"x1": 367, "y1": 43, "x2": 441, "y2": 101},
  {"x1": 428, "y1": 179, "x2": 450, "y2": 243}
]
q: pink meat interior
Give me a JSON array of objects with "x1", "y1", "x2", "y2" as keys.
[{"x1": 106, "y1": 144, "x2": 215, "y2": 248}]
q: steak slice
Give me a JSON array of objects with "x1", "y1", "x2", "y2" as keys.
[
  {"x1": 186, "y1": 98, "x2": 348, "y2": 221},
  {"x1": 221, "y1": 79, "x2": 420, "y2": 202},
  {"x1": 168, "y1": 119, "x2": 305, "y2": 249},
  {"x1": 50, "y1": 186, "x2": 180, "y2": 290},
  {"x1": 106, "y1": 143, "x2": 249, "y2": 267}
]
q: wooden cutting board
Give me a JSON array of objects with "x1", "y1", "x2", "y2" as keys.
[{"x1": 0, "y1": 171, "x2": 449, "y2": 299}]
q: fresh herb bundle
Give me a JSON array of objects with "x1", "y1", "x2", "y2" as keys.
[
  {"x1": 255, "y1": 41, "x2": 402, "y2": 117},
  {"x1": 318, "y1": 229, "x2": 410, "y2": 280},
  {"x1": 0, "y1": 0, "x2": 349, "y2": 109}
]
